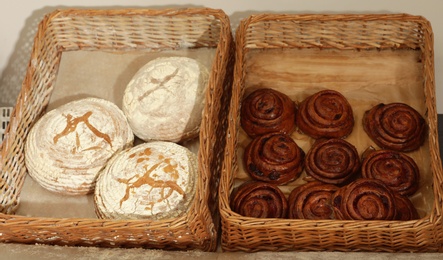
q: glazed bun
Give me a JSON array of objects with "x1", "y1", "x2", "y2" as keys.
[
  {"x1": 296, "y1": 89, "x2": 354, "y2": 139},
  {"x1": 332, "y1": 178, "x2": 397, "y2": 220},
  {"x1": 288, "y1": 181, "x2": 338, "y2": 220},
  {"x1": 361, "y1": 149, "x2": 419, "y2": 196},
  {"x1": 244, "y1": 132, "x2": 305, "y2": 185},
  {"x1": 231, "y1": 181, "x2": 288, "y2": 218},
  {"x1": 241, "y1": 88, "x2": 296, "y2": 138},
  {"x1": 305, "y1": 138, "x2": 360, "y2": 185},
  {"x1": 393, "y1": 193, "x2": 419, "y2": 220},
  {"x1": 363, "y1": 103, "x2": 427, "y2": 152}
]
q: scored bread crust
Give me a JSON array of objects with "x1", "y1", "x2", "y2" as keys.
[
  {"x1": 24, "y1": 97, "x2": 134, "y2": 195},
  {"x1": 94, "y1": 141, "x2": 198, "y2": 220},
  {"x1": 122, "y1": 56, "x2": 209, "y2": 143}
]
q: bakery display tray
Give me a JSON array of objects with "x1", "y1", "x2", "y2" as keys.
[
  {"x1": 219, "y1": 13, "x2": 443, "y2": 252},
  {"x1": 0, "y1": 8, "x2": 234, "y2": 251}
]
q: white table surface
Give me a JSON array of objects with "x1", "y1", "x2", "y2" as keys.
[{"x1": 1, "y1": 242, "x2": 443, "y2": 260}]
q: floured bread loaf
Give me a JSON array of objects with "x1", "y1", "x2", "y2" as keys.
[
  {"x1": 122, "y1": 56, "x2": 209, "y2": 142},
  {"x1": 94, "y1": 141, "x2": 197, "y2": 220},
  {"x1": 25, "y1": 97, "x2": 134, "y2": 195}
]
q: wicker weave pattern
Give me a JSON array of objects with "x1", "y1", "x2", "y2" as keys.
[
  {"x1": 50, "y1": 10, "x2": 222, "y2": 51},
  {"x1": 0, "y1": 8, "x2": 234, "y2": 251},
  {"x1": 244, "y1": 17, "x2": 424, "y2": 50},
  {"x1": 219, "y1": 14, "x2": 443, "y2": 252}
]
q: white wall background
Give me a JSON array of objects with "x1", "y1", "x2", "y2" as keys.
[{"x1": 1, "y1": 0, "x2": 442, "y2": 111}]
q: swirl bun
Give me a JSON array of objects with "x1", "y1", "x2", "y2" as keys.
[
  {"x1": 244, "y1": 132, "x2": 305, "y2": 185},
  {"x1": 332, "y1": 178, "x2": 397, "y2": 220},
  {"x1": 288, "y1": 181, "x2": 339, "y2": 220},
  {"x1": 363, "y1": 103, "x2": 427, "y2": 152},
  {"x1": 231, "y1": 181, "x2": 288, "y2": 218},
  {"x1": 296, "y1": 89, "x2": 354, "y2": 139},
  {"x1": 305, "y1": 138, "x2": 360, "y2": 185},
  {"x1": 361, "y1": 149, "x2": 419, "y2": 196},
  {"x1": 394, "y1": 193, "x2": 419, "y2": 220},
  {"x1": 241, "y1": 88, "x2": 296, "y2": 138}
]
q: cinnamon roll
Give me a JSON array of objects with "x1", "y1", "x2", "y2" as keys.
[
  {"x1": 244, "y1": 132, "x2": 305, "y2": 185},
  {"x1": 361, "y1": 149, "x2": 419, "y2": 196},
  {"x1": 241, "y1": 88, "x2": 296, "y2": 138},
  {"x1": 288, "y1": 181, "x2": 339, "y2": 220},
  {"x1": 296, "y1": 89, "x2": 354, "y2": 139},
  {"x1": 231, "y1": 181, "x2": 288, "y2": 218},
  {"x1": 305, "y1": 138, "x2": 360, "y2": 185},
  {"x1": 394, "y1": 193, "x2": 419, "y2": 220},
  {"x1": 363, "y1": 103, "x2": 427, "y2": 152},
  {"x1": 332, "y1": 178, "x2": 396, "y2": 220}
]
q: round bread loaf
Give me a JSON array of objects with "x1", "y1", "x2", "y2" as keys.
[
  {"x1": 94, "y1": 141, "x2": 197, "y2": 220},
  {"x1": 122, "y1": 56, "x2": 209, "y2": 142},
  {"x1": 25, "y1": 97, "x2": 134, "y2": 195}
]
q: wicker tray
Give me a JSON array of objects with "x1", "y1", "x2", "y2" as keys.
[
  {"x1": 219, "y1": 13, "x2": 443, "y2": 252},
  {"x1": 0, "y1": 8, "x2": 234, "y2": 251}
]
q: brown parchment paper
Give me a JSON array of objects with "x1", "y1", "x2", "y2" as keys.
[
  {"x1": 234, "y1": 48, "x2": 433, "y2": 218},
  {"x1": 16, "y1": 48, "x2": 216, "y2": 218}
]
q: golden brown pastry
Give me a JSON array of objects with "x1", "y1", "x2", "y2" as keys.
[
  {"x1": 305, "y1": 138, "x2": 360, "y2": 185},
  {"x1": 244, "y1": 132, "x2": 305, "y2": 185},
  {"x1": 361, "y1": 149, "x2": 419, "y2": 196},
  {"x1": 296, "y1": 89, "x2": 354, "y2": 139},
  {"x1": 230, "y1": 181, "x2": 288, "y2": 218},
  {"x1": 363, "y1": 103, "x2": 427, "y2": 152},
  {"x1": 241, "y1": 88, "x2": 296, "y2": 138},
  {"x1": 288, "y1": 181, "x2": 339, "y2": 220},
  {"x1": 331, "y1": 178, "x2": 397, "y2": 220}
]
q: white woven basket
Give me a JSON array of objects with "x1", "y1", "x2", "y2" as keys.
[{"x1": 0, "y1": 107, "x2": 12, "y2": 142}]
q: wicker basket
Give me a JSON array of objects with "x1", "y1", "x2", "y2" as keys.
[
  {"x1": 0, "y1": 8, "x2": 234, "y2": 251},
  {"x1": 219, "y1": 13, "x2": 443, "y2": 252}
]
